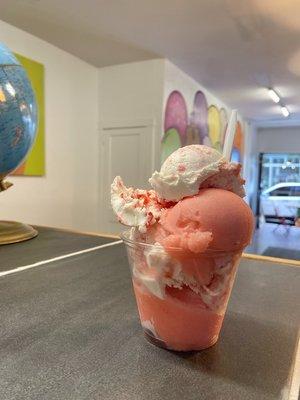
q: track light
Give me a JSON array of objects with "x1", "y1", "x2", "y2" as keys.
[
  {"x1": 281, "y1": 106, "x2": 289, "y2": 117},
  {"x1": 268, "y1": 88, "x2": 280, "y2": 103}
]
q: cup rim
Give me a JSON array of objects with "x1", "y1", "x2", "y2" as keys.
[{"x1": 120, "y1": 229, "x2": 242, "y2": 256}]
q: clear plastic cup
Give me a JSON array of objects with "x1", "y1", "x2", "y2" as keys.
[{"x1": 122, "y1": 230, "x2": 242, "y2": 352}]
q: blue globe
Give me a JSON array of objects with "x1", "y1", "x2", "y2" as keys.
[{"x1": 0, "y1": 43, "x2": 37, "y2": 181}]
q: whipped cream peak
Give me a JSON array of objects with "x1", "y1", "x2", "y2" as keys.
[{"x1": 149, "y1": 145, "x2": 224, "y2": 201}]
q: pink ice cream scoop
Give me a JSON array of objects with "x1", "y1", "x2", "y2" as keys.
[
  {"x1": 149, "y1": 188, "x2": 253, "y2": 290},
  {"x1": 157, "y1": 188, "x2": 254, "y2": 254}
]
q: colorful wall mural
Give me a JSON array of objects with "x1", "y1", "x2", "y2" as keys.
[
  {"x1": 162, "y1": 90, "x2": 244, "y2": 164},
  {"x1": 11, "y1": 53, "x2": 45, "y2": 176}
]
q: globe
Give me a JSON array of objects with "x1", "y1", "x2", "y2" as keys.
[
  {"x1": 0, "y1": 43, "x2": 38, "y2": 245},
  {"x1": 0, "y1": 43, "x2": 37, "y2": 184}
]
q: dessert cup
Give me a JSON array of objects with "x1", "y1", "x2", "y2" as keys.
[{"x1": 122, "y1": 230, "x2": 242, "y2": 352}]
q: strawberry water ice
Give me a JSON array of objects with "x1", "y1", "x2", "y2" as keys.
[{"x1": 111, "y1": 145, "x2": 254, "y2": 351}]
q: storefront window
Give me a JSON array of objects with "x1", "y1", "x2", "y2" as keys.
[{"x1": 260, "y1": 153, "x2": 300, "y2": 191}]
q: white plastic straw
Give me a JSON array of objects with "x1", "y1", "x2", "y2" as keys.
[{"x1": 223, "y1": 109, "x2": 237, "y2": 161}]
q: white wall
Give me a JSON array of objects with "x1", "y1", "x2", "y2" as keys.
[
  {"x1": 0, "y1": 20, "x2": 99, "y2": 231},
  {"x1": 257, "y1": 126, "x2": 300, "y2": 153},
  {"x1": 98, "y1": 59, "x2": 165, "y2": 171}
]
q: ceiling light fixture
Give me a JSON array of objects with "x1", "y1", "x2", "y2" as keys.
[
  {"x1": 266, "y1": 87, "x2": 290, "y2": 118},
  {"x1": 281, "y1": 106, "x2": 290, "y2": 117},
  {"x1": 268, "y1": 88, "x2": 280, "y2": 103}
]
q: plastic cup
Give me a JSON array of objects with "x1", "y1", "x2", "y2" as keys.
[{"x1": 122, "y1": 230, "x2": 242, "y2": 352}]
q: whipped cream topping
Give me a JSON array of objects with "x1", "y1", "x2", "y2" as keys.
[
  {"x1": 133, "y1": 244, "x2": 175, "y2": 299},
  {"x1": 111, "y1": 176, "x2": 162, "y2": 232},
  {"x1": 149, "y1": 145, "x2": 224, "y2": 201}
]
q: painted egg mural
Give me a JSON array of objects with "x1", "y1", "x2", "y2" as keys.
[
  {"x1": 164, "y1": 91, "x2": 188, "y2": 144},
  {"x1": 185, "y1": 124, "x2": 200, "y2": 145},
  {"x1": 162, "y1": 91, "x2": 189, "y2": 163},
  {"x1": 161, "y1": 128, "x2": 181, "y2": 164},
  {"x1": 162, "y1": 89, "x2": 244, "y2": 165},
  {"x1": 191, "y1": 91, "x2": 209, "y2": 144},
  {"x1": 231, "y1": 121, "x2": 244, "y2": 163}
]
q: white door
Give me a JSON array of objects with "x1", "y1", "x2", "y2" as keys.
[{"x1": 100, "y1": 121, "x2": 155, "y2": 234}]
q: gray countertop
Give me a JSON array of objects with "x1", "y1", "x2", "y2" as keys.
[
  {"x1": 0, "y1": 226, "x2": 117, "y2": 272},
  {"x1": 0, "y1": 228, "x2": 299, "y2": 399}
]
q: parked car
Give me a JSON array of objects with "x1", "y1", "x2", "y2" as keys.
[{"x1": 260, "y1": 182, "x2": 300, "y2": 218}]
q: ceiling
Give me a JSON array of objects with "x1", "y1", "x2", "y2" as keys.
[{"x1": 1, "y1": 0, "x2": 300, "y2": 123}]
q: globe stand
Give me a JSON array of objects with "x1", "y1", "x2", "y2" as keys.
[
  {"x1": 0, "y1": 180, "x2": 13, "y2": 191},
  {"x1": 0, "y1": 180, "x2": 38, "y2": 245},
  {"x1": 0, "y1": 221, "x2": 38, "y2": 245}
]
